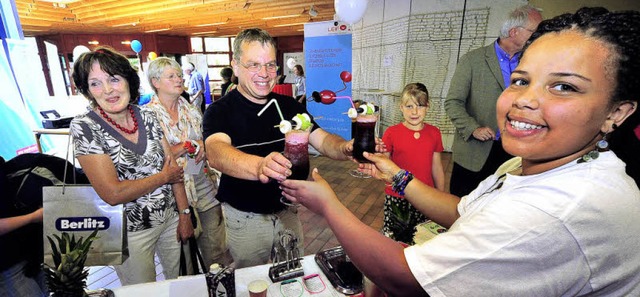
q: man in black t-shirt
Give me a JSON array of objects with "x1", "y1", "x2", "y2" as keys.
[{"x1": 203, "y1": 28, "x2": 353, "y2": 268}]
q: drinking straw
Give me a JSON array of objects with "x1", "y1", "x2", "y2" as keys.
[
  {"x1": 257, "y1": 98, "x2": 284, "y2": 121},
  {"x1": 333, "y1": 96, "x2": 355, "y2": 108}
]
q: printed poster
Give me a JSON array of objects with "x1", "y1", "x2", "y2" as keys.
[{"x1": 304, "y1": 21, "x2": 353, "y2": 141}]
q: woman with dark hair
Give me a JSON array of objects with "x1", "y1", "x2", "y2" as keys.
[
  {"x1": 219, "y1": 67, "x2": 233, "y2": 98},
  {"x1": 293, "y1": 64, "x2": 306, "y2": 103},
  {"x1": 282, "y1": 8, "x2": 640, "y2": 296},
  {"x1": 70, "y1": 47, "x2": 193, "y2": 285}
]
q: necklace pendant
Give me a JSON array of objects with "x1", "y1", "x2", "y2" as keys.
[
  {"x1": 414, "y1": 132, "x2": 420, "y2": 139},
  {"x1": 578, "y1": 150, "x2": 600, "y2": 163}
]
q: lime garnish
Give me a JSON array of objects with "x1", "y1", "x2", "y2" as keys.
[
  {"x1": 366, "y1": 103, "x2": 375, "y2": 115},
  {"x1": 294, "y1": 113, "x2": 312, "y2": 130}
]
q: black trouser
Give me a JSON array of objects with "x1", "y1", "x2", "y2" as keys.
[{"x1": 449, "y1": 141, "x2": 512, "y2": 197}]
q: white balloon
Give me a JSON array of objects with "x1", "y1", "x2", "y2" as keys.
[
  {"x1": 335, "y1": 0, "x2": 368, "y2": 24},
  {"x1": 72, "y1": 45, "x2": 91, "y2": 62},
  {"x1": 287, "y1": 57, "x2": 297, "y2": 70}
]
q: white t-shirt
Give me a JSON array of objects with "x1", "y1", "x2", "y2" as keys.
[{"x1": 405, "y1": 152, "x2": 640, "y2": 296}]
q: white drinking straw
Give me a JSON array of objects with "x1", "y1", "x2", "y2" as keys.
[{"x1": 257, "y1": 98, "x2": 284, "y2": 121}]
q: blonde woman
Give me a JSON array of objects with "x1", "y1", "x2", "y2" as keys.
[{"x1": 146, "y1": 57, "x2": 230, "y2": 268}]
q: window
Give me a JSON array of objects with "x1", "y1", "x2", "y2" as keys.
[
  {"x1": 190, "y1": 37, "x2": 233, "y2": 98},
  {"x1": 206, "y1": 54, "x2": 230, "y2": 66},
  {"x1": 204, "y1": 38, "x2": 229, "y2": 52},
  {"x1": 190, "y1": 38, "x2": 204, "y2": 52}
]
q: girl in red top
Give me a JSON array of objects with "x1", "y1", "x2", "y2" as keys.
[{"x1": 381, "y1": 83, "x2": 445, "y2": 244}]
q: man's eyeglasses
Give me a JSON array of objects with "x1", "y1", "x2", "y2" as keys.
[
  {"x1": 518, "y1": 26, "x2": 536, "y2": 33},
  {"x1": 237, "y1": 60, "x2": 279, "y2": 73}
]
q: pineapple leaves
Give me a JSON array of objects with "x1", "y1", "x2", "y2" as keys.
[
  {"x1": 44, "y1": 228, "x2": 100, "y2": 297},
  {"x1": 47, "y1": 235, "x2": 61, "y2": 266}
]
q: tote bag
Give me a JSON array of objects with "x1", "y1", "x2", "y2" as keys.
[{"x1": 42, "y1": 134, "x2": 128, "y2": 266}]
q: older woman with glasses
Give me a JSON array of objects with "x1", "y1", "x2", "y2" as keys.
[{"x1": 146, "y1": 57, "x2": 231, "y2": 269}]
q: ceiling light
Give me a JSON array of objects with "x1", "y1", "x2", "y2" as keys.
[
  {"x1": 112, "y1": 21, "x2": 138, "y2": 27},
  {"x1": 262, "y1": 14, "x2": 300, "y2": 20},
  {"x1": 196, "y1": 21, "x2": 227, "y2": 27},
  {"x1": 121, "y1": 41, "x2": 131, "y2": 45},
  {"x1": 192, "y1": 31, "x2": 218, "y2": 35},
  {"x1": 309, "y1": 6, "x2": 318, "y2": 17},
  {"x1": 145, "y1": 27, "x2": 171, "y2": 33},
  {"x1": 87, "y1": 40, "x2": 99, "y2": 45}
]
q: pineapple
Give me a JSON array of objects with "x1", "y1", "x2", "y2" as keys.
[{"x1": 44, "y1": 229, "x2": 99, "y2": 297}]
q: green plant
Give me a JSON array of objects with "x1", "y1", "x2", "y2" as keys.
[{"x1": 44, "y1": 229, "x2": 99, "y2": 297}]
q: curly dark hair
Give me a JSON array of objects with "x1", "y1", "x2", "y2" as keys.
[
  {"x1": 72, "y1": 46, "x2": 141, "y2": 106},
  {"x1": 525, "y1": 7, "x2": 640, "y2": 107},
  {"x1": 524, "y1": 7, "x2": 640, "y2": 184}
]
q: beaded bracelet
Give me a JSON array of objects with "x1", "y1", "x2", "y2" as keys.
[
  {"x1": 392, "y1": 170, "x2": 406, "y2": 185},
  {"x1": 392, "y1": 169, "x2": 414, "y2": 196}
]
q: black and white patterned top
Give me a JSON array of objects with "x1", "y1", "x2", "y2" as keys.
[{"x1": 70, "y1": 105, "x2": 176, "y2": 232}]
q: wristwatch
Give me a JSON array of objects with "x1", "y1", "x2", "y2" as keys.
[{"x1": 180, "y1": 208, "x2": 191, "y2": 215}]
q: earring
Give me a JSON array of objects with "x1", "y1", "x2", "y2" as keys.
[
  {"x1": 596, "y1": 127, "x2": 613, "y2": 151},
  {"x1": 596, "y1": 138, "x2": 609, "y2": 151}
]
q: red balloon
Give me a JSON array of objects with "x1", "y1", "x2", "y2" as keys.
[
  {"x1": 340, "y1": 71, "x2": 352, "y2": 83},
  {"x1": 320, "y1": 90, "x2": 337, "y2": 104}
]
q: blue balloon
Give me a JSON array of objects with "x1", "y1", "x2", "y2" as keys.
[{"x1": 131, "y1": 40, "x2": 142, "y2": 53}]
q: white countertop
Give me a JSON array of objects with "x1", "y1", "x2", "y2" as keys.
[{"x1": 112, "y1": 255, "x2": 345, "y2": 297}]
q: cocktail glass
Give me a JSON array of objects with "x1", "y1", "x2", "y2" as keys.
[
  {"x1": 349, "y1": 118, "x2": 371, "y2": 178},
  {"x1": 353, "y1": 113, "x2": 377, "y2": 164},
  {"x1": 281, "y1": 124, "x2": 313, "y2": 206}
]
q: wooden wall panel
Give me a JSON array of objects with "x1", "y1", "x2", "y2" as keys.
[
  {"x1": 155, "y1": 35, "x2": 189, "y2": 54},
  {"x1": 109, "y1": 34, "x2": 144, "y2": 52},
  {"x1": 62, "y1": 35, "x2": 78, "y2": 53}
]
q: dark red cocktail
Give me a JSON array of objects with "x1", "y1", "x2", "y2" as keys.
[
  {"x1": 284, "y1": 139, "x2": 310, "y2": 180},
  {"x1": 281, "y1": 126, "x2": 312, "y2": 205},
  {"x1": 353, "y1": 114, "x2": 377, "y2": 163}
]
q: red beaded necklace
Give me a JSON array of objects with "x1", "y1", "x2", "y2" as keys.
[{"x1": 98, "y1": 105, "x2": 138, "y2": 134}]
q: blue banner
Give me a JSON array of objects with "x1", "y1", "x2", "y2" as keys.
[{"x1": 304, "y1": 21, "x2": 353, "y2": 141}]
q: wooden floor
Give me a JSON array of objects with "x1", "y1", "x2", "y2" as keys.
[{"x1": 86, "y1": 152, "x2": 454, "y2": 290}]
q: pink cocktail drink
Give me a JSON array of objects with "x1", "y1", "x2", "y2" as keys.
[
  {"x1": 284, "y1": 127, "x2": 311, "y2": 180},
  {"x1": 353, "y1": 114, "x2": 377, "y2": 163}
]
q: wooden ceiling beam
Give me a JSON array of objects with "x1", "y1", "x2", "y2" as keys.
[
  {"x1": 16, "y1": 0, "x2": 336, "y2": 37},
  {"x1": 16, "y1": 4, "x2": 76, "y2": 17},
  {"x1": 74, "y1": 1, "x2": 210, "y2": 19}
]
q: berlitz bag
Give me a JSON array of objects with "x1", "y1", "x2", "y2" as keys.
[{"x1": 43, "y1": 135, "x2": 128, "y2": 266}]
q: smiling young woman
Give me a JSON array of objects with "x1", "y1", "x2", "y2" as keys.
[
  {"x1": 497, "y1": 29, "x2": 627, "y2": 175},
  {"x1": 280, "y1": 8, "x2": 640, "y2": 296}
]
